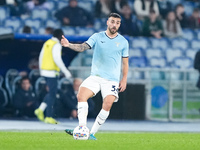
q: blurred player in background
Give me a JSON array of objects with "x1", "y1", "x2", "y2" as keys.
[
  {"x1": 34, "y1": 29, "x2": 72, "y2": 124},
  {"x1": 61, "y1": 13, "x2": 129, "y2": 140}
]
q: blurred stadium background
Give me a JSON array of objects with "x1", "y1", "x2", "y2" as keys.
[{"x1": 0, "y1": 0, "x2": 200, "y2": 124}]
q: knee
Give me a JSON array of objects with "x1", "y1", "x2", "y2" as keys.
[
  {"x1": 103, "y1": 101, "x2": 113, "y2": 111},
  {"x1": 77, "y1": 94, "x2": 86, "y2": 102},
  {"x1": 103, "y1": 95, "x2": 115, "y2": 111}
]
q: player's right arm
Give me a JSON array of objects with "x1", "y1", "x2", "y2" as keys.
[{"x1": 61, "y1": 35, "x2": 90, "y2": 52}]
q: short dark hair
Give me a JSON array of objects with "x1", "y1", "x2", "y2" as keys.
[
  {"x1": 22, "y1": 26, "x2": 31, "y2": 34},
  {"x1": 20, "y1": 76, "x2": 30, "y2": 84},
  {"x1": 108, "y1": 13, "x2": 121, "y2": 19},
  {"x1": 53, "y1": 29, "x2": 64, "y2": 41},
  {"x1": 45, "y1": 27, "x2": 54, "y2": 34}
]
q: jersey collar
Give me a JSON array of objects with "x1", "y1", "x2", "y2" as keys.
[{"x1": 104, "y1": 31, "x2": 118, "y2": 39}]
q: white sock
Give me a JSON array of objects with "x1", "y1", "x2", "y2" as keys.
[
  {"x1": 39, "y1": 102, "x2": 47, "y2": 112},
  {"x1": 78, "y1": 102, "x2": 88, "y2": 126},
  {"x1": 90, "y1": 109, "x2": 109, "y2": 135}
]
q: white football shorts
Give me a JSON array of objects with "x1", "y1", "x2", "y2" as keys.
[{"x1": 80, "y1": 75, "x2": 119, "y2": 102}]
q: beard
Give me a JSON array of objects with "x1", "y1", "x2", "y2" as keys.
[{"x1": 108, "y1": 26, "x2": 118, "y2": 34}]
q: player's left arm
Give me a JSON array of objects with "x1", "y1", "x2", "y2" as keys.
[{"x1": 119, "y1": 57, "x2": 129, "y2": 92}]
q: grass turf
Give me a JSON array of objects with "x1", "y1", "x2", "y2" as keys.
[{"x1": 0, "y1": 131, "x2": 200, "y2": 150}]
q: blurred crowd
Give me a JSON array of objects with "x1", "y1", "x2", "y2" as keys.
[
  {"x1": 0, "y1": 0, "x2": 200, "y2": 38},
  {"x1": 0, "y1": 70, "x2": 97, "y2": 119}
]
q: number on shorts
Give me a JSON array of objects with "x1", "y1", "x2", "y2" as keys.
[{"x1": 111, "y1": 85, "x2": 118, "y2": 93}]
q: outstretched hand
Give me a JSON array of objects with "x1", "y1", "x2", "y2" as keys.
[{"x1": 61, "y1": 35, "x2": 69, "y2": 47}]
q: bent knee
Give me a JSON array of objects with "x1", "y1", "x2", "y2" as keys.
[
  {"x1": 103, "y1": 102, "x2": 113, "y2": 111},
  {"x1": 77, "y1": 87, "x2": 94, "y2": 102},
  {"x1": 77, "y1": 93, "x2": 87, "y2": 102}
]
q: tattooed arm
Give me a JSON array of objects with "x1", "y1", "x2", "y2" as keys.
[
  {"x1": 61, "y1": 35, "x2": 90, "y2": 52},
  {"x1": 68, "y1": 43, "x2": 90, "y2": 52}
]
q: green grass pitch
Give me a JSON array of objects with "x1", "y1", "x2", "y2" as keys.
[{"x1": 1, "y1": 131, "x2": 200, "y2": 150}]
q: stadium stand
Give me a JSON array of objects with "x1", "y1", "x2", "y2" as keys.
[
  {"x1": 0, "y1": 6, "x2": 9, "y2": 25},
  {"x1": 148, "y1": 57, "x2": 167, "y2": 68},
  {"x1": 0, "y1": 0, "x2": 199, "y2": 73},
  {"x1": 165, "y1": 71, "x2": 184, "y2": 81},
  {"x1": 0, "y1": 87, "x2": 8, "y2": 107},
  {"x1": 171, "y1": 38, "x2": 189, "y2": 50},
  {"x1": 0, "y1": 75, "x2": 3, "y2": 86},
  {"x1": 150, "y1": 38, "x2": 169, "y2": 49},
  {"x1": 34, "y1": 76, "x2": 46, "y2": 99},
  {"x1": 78, "y1": 0, "x2": 93, "y2": 12},
  {"x1": 172, "y1": 57, "x2": 193, "y2": 68},
  {"x1": 29, "y1": 69, "x2": 40, "y2": 91},
  {"x1": 196, "y1": 30, "x2": 200, "y2": 40},
  {"x1": 62, "y1": 26, "x2": 76, "y2": 36},
  {"x1": 17, "y1": 26, "x2": 37, "y2": 34},
  {"x1": 58, "y1": 77, "x2": 72, "y2": 91},
  {"x1": 185, "y1": 48, "x2": 199, "y2": 60},
  {"x1": 129, "y1": 56, "x2": 147, "y2": 68},
  {"x1": 93, "y1": 18, "x2": 105, "y2": 30},
  {"x1": 183, "y1": 1, "x2": 195, "y2": 16},
  {"x1": 37, "y1": 27, "x2": 45, "y2": 34},
  {"x1": 188, "y1": 70, "x2": 199, "y2": 81},
  {"x1": 12, "y1": 76, "x2": 22, "y2": 95},
  {"x1": 150, "y1": 71, "x2": 165, "y2": 80},
  {"x1": 131, "y1": 37, "x2": 150, "y2": 49},
  {"x1": 145, "y1": 48, "x2": 164, "y2": 60},
  {"x1": 168, "y1": 0, "x2": 182, "y2": 6},
  {"x1": 31, "y1": 8, "x2": 50, "y2": 21},
  {"x1": 46, "y1": 0, "x2": 57, "y2": 11},
  {"x1": 82, "y1": 49, "x2": 93, "y2": 66},
  {"x1": 128, "y1": 70, "x2": 144, "y2": 80},
  {"x1": 5, "y1": 69, "x2": 19, "y2": 102},
  {"x1": 3, "y1": 17, "x2": 22, "y2": 32},
  {"x1": 165, "y1": 48, "x2": 183, "y2": 66},
  {"x1": 129, "y1": 48, "x2": 144, "y2": 57},
  {"x1": 23, "y1": 18, "x2": 42, "y2": 30},
  {"x1": 191, "y1": 39, "x2": 200, "y2": 49},
  {"x1": 182, "y1": 29, "x2": 196, "y2": 40},
  {"x1": 44, "y1": 18, "x2": 61, "y2": 29},
  {"x1": 57, "y1": 0, "x2": 68, "y2": 10},
  {"x1": 0, "y1": 26, "x2": 13, "y2": 35},
  {"x1": 77, "y1": 27, "x2": 96, "y2": 36}
]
